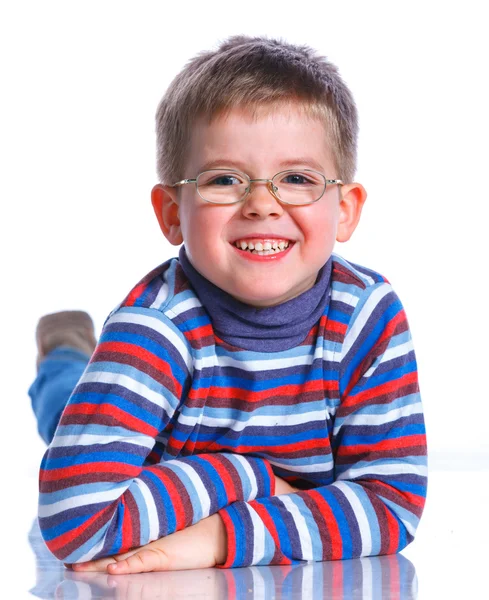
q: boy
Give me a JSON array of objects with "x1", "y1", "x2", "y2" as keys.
[{"x1": 34, "y1": 35, "x2": 427, "y2": 574}]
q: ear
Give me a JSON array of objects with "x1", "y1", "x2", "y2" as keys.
[
  {"x1": 151, "y1": 184, "x2": 184, "y2": 245},
  {"x1": 336, "y1": 182, "x2": 367, "y2": 243}
]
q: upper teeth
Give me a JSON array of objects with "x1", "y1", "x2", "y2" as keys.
[{"x1": 235, "y1": 239, "x2": 290, "y2": 252}]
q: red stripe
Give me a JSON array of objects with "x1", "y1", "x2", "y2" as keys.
[
  {"x1": 154, "y1": 470, "x2": 187, "y2": 530},
  {"x1": 328, "y1": 319, "x2": 348, "y2": 335},
  {"x1": 94, "y1": 341, "x2": 178, "y2": 386},
  {"x1": 183, "y1": 324, "x2": 214, "y2": 341},
  {"x1": 40, "y1": 461, "x2": 140, "y2": 482},
  {"x1": 63, "y1": 402, "x2": 159, "y2": 437},
  {"x1": 188, "y1": 379, "x2": 338, "y2": 403},
  {"x1": 343, "y1": 371, "x2": 418, "y2": 409},
  {"x1": 218, "y1": 509, "x2": 236, "y2": 568},
  {"x1": 126, "y1": 282, "x2": 147, "y2": 306},
  {"x1": 192, "y1": 437, "x2": 330, "y2": 455},
  {"x1": 383, "y1": 503, "x2": 400, "y2": 555},
  {"x1": 308, "y1": 489, "x2": 343, "y2": 560},
  {"x1": 338, "y1": 433, "x2": 427, "y2": 456},
  {"x1": 47, "y1": 504, "x2": 113, "y2": 553}
]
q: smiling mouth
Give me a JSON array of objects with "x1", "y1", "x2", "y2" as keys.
[{"x1": 232, "y1": 239, "x2": 293, "y2": 255}]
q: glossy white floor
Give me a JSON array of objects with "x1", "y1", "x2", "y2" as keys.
[{"x1": 7, "y1": 453, "x2": 488, "y2": 599}]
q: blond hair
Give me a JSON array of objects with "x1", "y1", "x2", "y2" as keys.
[{"x1": 156, "y1": 36, "x2": 358, "y2": 184}]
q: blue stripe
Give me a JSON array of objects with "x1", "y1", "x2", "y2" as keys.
[
  {"x1": 343, "y1": 423, "x2": 426, "y2": 445},
  {"x1": 45, "y1": 451, "x2": 143, "y2": 469},
  {"x1": 41, "y1": 514, "x2": 89, "y2": 541},
  {"x1": 169, "y1": 425, "x2": 329, "y2": 447},
  {"x1": 191, "y1": 456, "x2": 228, "y2": 507},
  {"x1": 108, "y1": 503, "x2": 124, "y2": 554},
  {"x1": 69, "y1": 391, "x2": 162, "y2": 429},
  {"x1": 190, "y1": 367, "x2": 336, "y2": 392},
  {"x1": 145, "y1": 471, "x2": 176, "y2": 536}
]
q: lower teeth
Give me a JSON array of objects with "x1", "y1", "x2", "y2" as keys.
[{"x1": 249, "y1": 248, "x2": 286, "y2": 255}]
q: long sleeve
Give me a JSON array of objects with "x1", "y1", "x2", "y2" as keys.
[
  {"x1": 218, "y1": 282, "x2": 427, "y2": 567},
  {"x1": 38, "y1": 306, "x2": 274, "y2": 563}
]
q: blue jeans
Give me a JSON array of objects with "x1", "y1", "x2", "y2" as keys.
[{"x1": 28, "y1": 347, "x2": 90, "y2": 445}]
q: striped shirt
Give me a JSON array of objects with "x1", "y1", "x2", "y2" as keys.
[{"x1": 38, "y1": 251, "x2": 427, "y2": 567}]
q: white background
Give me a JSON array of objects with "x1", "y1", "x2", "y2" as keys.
[{"x1": 0, "y1": 1, "x2": 488, "y2": 595}]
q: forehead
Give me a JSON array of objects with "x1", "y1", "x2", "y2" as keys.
[{"x1": 186, "y1": 103, "x2": 336, "y2": 174}]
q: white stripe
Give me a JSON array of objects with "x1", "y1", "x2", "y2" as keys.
[
  {"x1": 331, "y1": 287, "x2": 359, "y2": 307},
  {"x1": 170, "y1": 460, "x2": 211, "y2": 517},
  {"x1": 268, "y1": 458, "x2": 333, "y2": 474},
  {"x1": 315, "y1": 344, "x2": 337, "y2": 363},
  {"x1": 193, "y1": 346, "x2": 339, "y2": 373},
  {"x1": 81, "y1": 370, "x2": 174, "y2": 415},
  {"x1": 214, "y1": 353, "x2": 314, "y2": 371},
  {"x1": 232, "y1": 454, "x2": 258, "y2": 498},
  {"x1": 76, "y1": 536, "x2": 106, "y2": 563},
  {"x1": 39, "y1": 486, "x2": 124, "y2": 518},
  {"x1": 337, "y1": 462, "x2": 427, "y2": 480},
  {"x1": 165, "y1": 296, "x2": 202, "y2": 317},
  {"x1": 149, "y1": 281, "x2": 169, "y2": 309},
  {"x1": 107, "y1": 311, "x2": 192, "y2": 372},
  {"x1": 280, "y1": 495, "x2": 313, "y2": 560},
  {"x1": 247, "y1": 505, "x2": 267, "y2": 564},
  {"x1": 342, "y1": 284, "x2": 393, "y2": 357},
  {"x1": 49, "y1": 433, "x2": 155, "y2": 449},
  {"x1": 177, "y1": 408, "x2": 328, "y2": 431},
  {"x1": 133, "y1": 479, "x2": 160, "y2": 542},
  {"x1": 363, "y1": 339, "x2": 414, "y2": 377},
  {"x1": 334, "y1": 481, "x2": 372, "y2": 555},
  {"x1": 192, "y1": 353, "x2": 218, "y2": 371},
  {"x1": 344, "y1": 401, "x2": 423, "y2": 427}
]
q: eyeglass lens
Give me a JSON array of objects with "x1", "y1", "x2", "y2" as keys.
[{"x1": 196, "y1": 170, "x2": 326, "y2": 204}]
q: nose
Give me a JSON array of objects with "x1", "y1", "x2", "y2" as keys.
[{"x1": 241, "y1": 181, "x2": 284, "y2": 219}]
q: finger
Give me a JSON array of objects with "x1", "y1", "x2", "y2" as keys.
[
  {"x1": 71, "y1": 556, "x2": 117, "y2": 572},
  {"x1": 108, "y1": 549, "x2": 169, "y2": 575}
]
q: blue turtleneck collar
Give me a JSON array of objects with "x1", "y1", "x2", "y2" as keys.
[{"x1": 178, "y1": 245, "x2": 332, "y2": 352}]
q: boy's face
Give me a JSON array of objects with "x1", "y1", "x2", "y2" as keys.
[{"x1": 152, "y1": 104, "x2": 366, "y2": 307}]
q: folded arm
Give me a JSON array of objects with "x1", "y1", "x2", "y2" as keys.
[
  {"x1": 217, "y1": 284, "x2": 427, "y2": 567},
  {"x1": 38, "y1": 307, "x2": 274, "y2": 563}
]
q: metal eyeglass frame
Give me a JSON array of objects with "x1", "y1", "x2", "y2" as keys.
[{"x1": 172, "y1": 168, "x2": 343, "y2": 205}]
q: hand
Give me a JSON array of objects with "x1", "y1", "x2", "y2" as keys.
[
  {"x1": 68, "y1": 513, "x2": 227, "y2": 574},
  {"x1": 274, "y1": 474, "x2": 299, "y2": 495}
]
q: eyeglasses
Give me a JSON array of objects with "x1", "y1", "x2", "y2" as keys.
[{"x1": 172, "y1": 169, "x2": 343, "y2": 205}]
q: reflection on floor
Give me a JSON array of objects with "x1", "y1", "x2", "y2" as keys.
[{"x1": 28, "y1": 519, "x2": 417, "y2": 599}]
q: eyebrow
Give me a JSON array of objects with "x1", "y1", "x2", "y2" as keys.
[{"x1": 197, "y1": 157, "x2": 326, "y2": 174}]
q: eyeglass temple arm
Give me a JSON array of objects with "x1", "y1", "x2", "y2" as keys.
[{"x1": 172, "y1": 179, "x2": 197, "y2": 187}]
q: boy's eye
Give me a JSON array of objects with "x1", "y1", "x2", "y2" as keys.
[
  {"x1": 280, "y1": 172, "x2": 314, "y2": 185},
  {"x1": 203, "y1": 173, "x2": 244, "y2": 186}
]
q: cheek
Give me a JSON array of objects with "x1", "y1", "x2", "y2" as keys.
[{"x1": 300, "y1": 207, "x2": 337, "y2": 238}]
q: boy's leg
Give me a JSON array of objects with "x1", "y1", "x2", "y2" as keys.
[{"x1": 28, "y1": 311, "x2": 97, "y2": 445}]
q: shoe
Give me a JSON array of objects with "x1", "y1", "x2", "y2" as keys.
[{"x1": 35, "y1": 310, "x2": 97, "y2": 369}]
